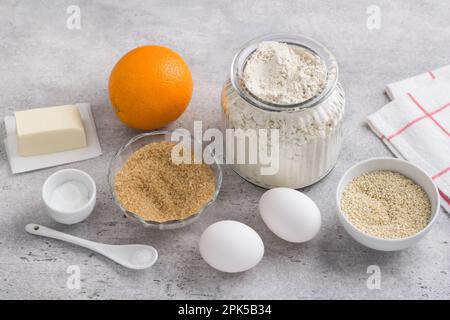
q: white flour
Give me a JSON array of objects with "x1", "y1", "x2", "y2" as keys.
[
  {"x1": 222, "y1": 40, "x2": 345, "y2": 188},
  {"x1": 224, "y1": 82, "x2": 344, "y2": 188},
  {"x1": 242, "y1": 41, "x2": 327, "y2": 105}
]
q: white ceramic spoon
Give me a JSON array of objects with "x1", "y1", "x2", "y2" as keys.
[{"x1": 25, "y1": 224, "x2": 158, "y2": 270}]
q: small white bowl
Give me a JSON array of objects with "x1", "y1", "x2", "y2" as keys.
[
  {"x1": 42, "y1": 169, "x2": 96, "y2": 224},
  {"x1": 336, "y1": 157, "x2": 440, "y2": 251}
]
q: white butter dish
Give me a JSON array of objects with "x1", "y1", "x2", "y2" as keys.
[{"x1": 3, "y1": 103, "x2": 102, "y2": 174}]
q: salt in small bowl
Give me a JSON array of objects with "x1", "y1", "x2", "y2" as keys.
[{"x1": 42, "y1": 169, "x2": 96, "y2": 224}]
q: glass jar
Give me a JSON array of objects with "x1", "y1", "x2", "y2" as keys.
[{"x1": 221, "y1": 34, "x2": 345, "y2": 189}]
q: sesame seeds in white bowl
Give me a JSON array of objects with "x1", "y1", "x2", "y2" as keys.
[{"x1": 336, "y1": 158, "x2": 440, "y2": 251}]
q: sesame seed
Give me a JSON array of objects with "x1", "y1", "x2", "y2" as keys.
[{"x1": 341, "y1": 170, "x2": 431, "y2": 239}]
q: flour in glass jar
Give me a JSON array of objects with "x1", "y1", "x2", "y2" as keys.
[
  {"x1": 242, "y1": 41, "x2": 328, "y2": 105},
  {"x1": 222, "y1": 37, "x2": 345, "y2": 189}
]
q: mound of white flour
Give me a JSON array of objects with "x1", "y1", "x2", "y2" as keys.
[{"x1": 242, "y1": 41, "x2": 327, "y2": 105}]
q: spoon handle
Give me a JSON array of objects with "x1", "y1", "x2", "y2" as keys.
[{"x1": 25, "y1": 223, "x2": 103, "y2": 253}]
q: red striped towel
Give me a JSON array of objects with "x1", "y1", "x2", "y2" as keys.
[{"x1": 367, "y1": 67, "x2": 450, "y2": 212}]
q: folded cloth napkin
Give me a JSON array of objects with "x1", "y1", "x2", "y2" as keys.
[
  {"x1": 386, "y1": 65, "x2": 450, "y2": 100},
  {"x1": 367, "y1": 66, "x2": 450, "y2": 212}
]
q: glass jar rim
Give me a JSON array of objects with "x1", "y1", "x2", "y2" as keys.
[{"x1": 230, "y1": 33, "x2": 339, "y2": 112}]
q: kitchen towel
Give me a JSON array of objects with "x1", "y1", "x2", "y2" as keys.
[
  {"x1": 386, "y1": 65, "x2": 450, "y2": 100},
  {"x1": 3, "y1": 103, "x2": 103, "y2": 174},
  {"x1": 367, "y1": 66, "x2": 450, "y2": 212}
]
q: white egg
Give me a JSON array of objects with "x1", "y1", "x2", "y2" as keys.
[
  {"x1": 259, "y1": 188, "x2": 321, "y2": 243},
  {"x1": 199, "y1": 220, "x2": 264, "y2": 273}
]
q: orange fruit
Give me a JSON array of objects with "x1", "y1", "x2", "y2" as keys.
[{"x1": 108, "y1": 45, "x2": 193, "y2": 130}]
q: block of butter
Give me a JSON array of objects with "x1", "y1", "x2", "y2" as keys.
[{"x1": 15, "y1": 105, "x2": 87, "y2": 156}]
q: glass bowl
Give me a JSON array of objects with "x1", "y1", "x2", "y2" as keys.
[{"x1": 108, "y1": 130, "x2": 222, "y2": 230}]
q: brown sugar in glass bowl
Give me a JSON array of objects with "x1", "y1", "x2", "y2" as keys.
[{"x1": 108, "y1": 131, "x2": 222, "y2": 230}]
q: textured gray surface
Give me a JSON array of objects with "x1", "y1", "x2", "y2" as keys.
[{"x1": 1, "y1": 0, "x2": 449, "y2": 300}]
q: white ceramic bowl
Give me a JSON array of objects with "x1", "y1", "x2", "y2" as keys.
[
  {"x1": 336, "y1": 158, "x2": 440, "y2": 251},
  {"x1": 42, "y1": 169, "x2": 96, "y2": 224}
]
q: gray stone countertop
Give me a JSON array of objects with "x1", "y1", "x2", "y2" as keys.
[{"x1": 0, "y1": 0, "x2": 449, "y2": 299}]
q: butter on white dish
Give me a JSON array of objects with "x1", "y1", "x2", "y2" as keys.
[
  {"x1": 15, "y1": 105, "x2": 87, "y2": 156},
  {"x1": 4, "y1": 103, "x2": 102, "y2": 174}
]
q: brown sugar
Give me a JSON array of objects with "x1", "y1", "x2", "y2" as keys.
[{"x1": 114, "y1": 141, "x2": 216, "y2": 222}]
